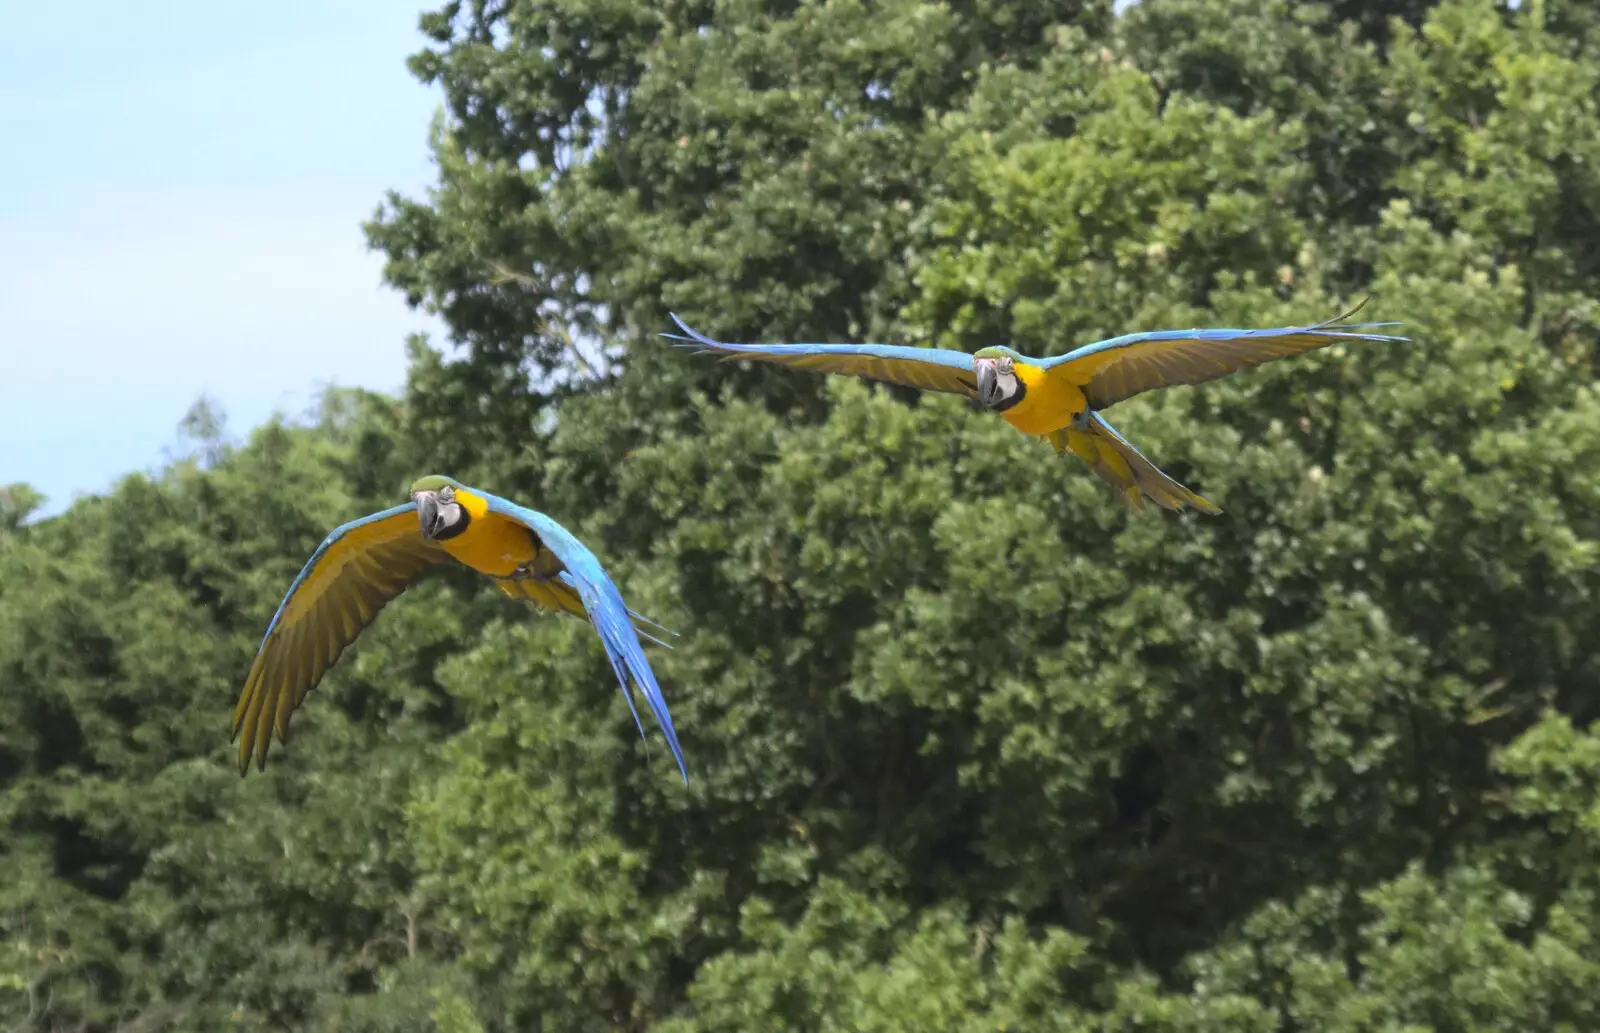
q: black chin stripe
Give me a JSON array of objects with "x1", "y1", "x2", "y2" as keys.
[
  {"x1": 432, "y1": 507, "x2": 472, "y2": 541},
  {"x1": 992, "y1": 379, "x2": 1026, "y2": 413}
]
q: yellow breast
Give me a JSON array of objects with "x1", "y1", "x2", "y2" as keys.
[
  {"x1": 1001, "y1": 363, "x2": 1090, "y2": 437},
  {"x1": 440, "y1": 490, "x2": 540, "y2": 577}
]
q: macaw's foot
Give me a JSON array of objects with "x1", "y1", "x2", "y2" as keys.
[{"x1": 509, "y1": 563, "x2": 555, "y2": 584}]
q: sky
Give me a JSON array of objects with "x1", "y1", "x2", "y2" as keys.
[{"x1": 1, "y1": 1, "x2": 448, "y2": 518}]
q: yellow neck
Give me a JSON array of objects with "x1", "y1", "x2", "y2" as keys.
[{"x1": 1001, "y1": 363, "x2": 1090, "y2": 437}]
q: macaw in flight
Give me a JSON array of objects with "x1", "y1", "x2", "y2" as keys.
[
  {"x1": 664, "y1": 303, "x2": 1406, "y2": 514},
  {"x1": 230, "y1": 475, "x2": 688, "y2": 783}
]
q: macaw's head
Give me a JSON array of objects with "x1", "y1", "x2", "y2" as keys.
[
  {"x1": 973, "y1": 347, "x2": 1025, "y2": 411},
  {"x1": 409, "y1": 474, "x2": 470, "y2": 541}
]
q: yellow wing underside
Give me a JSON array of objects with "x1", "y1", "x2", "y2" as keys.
[
  {"x1": 1058, "y1": 332, "x2": 1338, "y2": 410},
  {"x1": 717, "y1": 351, "x2": 978, "y2": 397},
  {"x1": 231, "y1": 510, "x2": 448, "y2": 772}
]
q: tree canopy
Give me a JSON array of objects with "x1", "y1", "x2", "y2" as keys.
[{"x1": 5, "y1": 0, "x2": 1600, "y2": 1029}]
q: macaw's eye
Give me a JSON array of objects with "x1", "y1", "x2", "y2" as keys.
[
  {"x1": 439, "y1": 487, "x2": 455, "y2": 503},
  {"x1": 998, "y1": 358, "x2": 1015, "y2": 375}
]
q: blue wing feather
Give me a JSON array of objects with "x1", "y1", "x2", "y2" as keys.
[
  {"x1": 1045, "y1": 321, "x2": 1407, "y2": 368},
  {"x1": 664, "y1": 314, "x2": 979, "y2": 397},
  {"x1": 1040, "y1": 305, "x2": 1409, "y2": 409},
  {"x1": 486, "y1": 494, "x2": 690, "y2": 784},
  {"x1": 557, "y1": 570, "x2": 677, "y2": 649}
]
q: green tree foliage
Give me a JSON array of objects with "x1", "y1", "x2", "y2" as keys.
[{"x1": 6, "y1": 0, "x2": 1600, "y2": 1029}]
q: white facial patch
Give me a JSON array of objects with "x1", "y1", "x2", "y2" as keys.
[{"x1": 993, "y1": 367, "x2": 1020, "y2": 401}]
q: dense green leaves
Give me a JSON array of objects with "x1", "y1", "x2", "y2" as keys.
[{"x1": 7, "y1": 0, "x2": 1600, "y2": 1029}]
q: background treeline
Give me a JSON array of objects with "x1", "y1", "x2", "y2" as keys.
[{"x1": 5, "y1": 0, "x2": 1600, "y2": 1029}]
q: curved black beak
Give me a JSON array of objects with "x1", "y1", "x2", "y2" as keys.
[
  {"x1": 414, "y1": 492, "x2": 440, "y2": 539},
  {"x1": 975, "y1": 362, "x2": 999, "y2": 409}
]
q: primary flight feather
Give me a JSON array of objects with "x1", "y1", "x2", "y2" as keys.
[
  {"x1": 230, "y1": 474, "x2": 689, "y2": 783},
  {"x1": 663, "y1": 302, "x2": 1407, "y2": 514}
]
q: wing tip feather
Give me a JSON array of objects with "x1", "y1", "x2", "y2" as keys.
[{"x1": 664, "y1": 313, "x2": 720, "y2": 349}]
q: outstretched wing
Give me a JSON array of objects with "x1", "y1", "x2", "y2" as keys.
[
  {"x1": 484, "y1": 494, "x2": 690, "y2": 784},
  {"x1": 1042, "y1": 301, "x2": 1409, "y2": 410},
  {"x1": 664, "y1": 314, "x2": 980, "y2": 398},
  {"x1": 231, "y1": 502, "x2": 448, "y2": 773}
]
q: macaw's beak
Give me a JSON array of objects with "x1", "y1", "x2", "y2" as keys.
[
  {"x1": 975, "y1": 361, "x2": 999, "y2": 409},
  {"x1": 414, "y1": 492, "x2": 440, "y2": 539}
]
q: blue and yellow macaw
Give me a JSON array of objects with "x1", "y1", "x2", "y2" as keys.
[
  {"x1": 230, "y1": 475, "x2": 688, "y2": 782},
  {"x1": 664, "y1": 303, "x2": 1407, "y2": 513}
]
